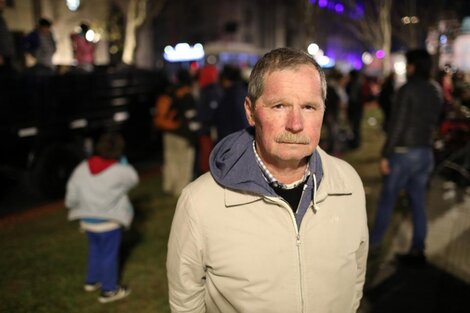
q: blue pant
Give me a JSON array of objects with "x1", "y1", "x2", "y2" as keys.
[
  {"x1": 370, "y1": 148, "x2": 434, "y2": 253},
  {"x1": 85, "y1": 228, "x2": 122, "y2": 292}
]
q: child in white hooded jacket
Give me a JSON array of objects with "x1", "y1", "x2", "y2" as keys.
[{"x1": 65, "y1": 132, "x2": 138, "y2": 303}]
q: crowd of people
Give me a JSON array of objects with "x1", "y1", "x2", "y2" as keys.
[
  {"x1": 0, "y1": 1, "x2": 96, "y2": 77},
  {"x1": 153, "y1": 64, "x2": 249, "y2": 197},
  {"x1": 322, "y1": 66, "x2": 380, "y2": 155}
]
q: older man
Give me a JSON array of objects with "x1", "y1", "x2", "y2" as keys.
[{"x1": 167, "y1": 47, "x2": 368, "y2": 313}]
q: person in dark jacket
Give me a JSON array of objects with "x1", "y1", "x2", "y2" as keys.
[
  {"x1": 378, "y1": 72, "x2": 396, "y2": 132},
  {"x1": 196, "y1": 64, "x2": 222, "y2": 174},
  {"x1": 370, "y1": 49, "x2": 443, "y2": 266},
  {"x1": 23, "y1": 18, "x2": 56, "y2": 73},
  {"x1": 215, "y1": 65, "x2": 249, "y2": 142},
  {"x1": 346, "y1": 69, "x2": 365, "y2": 149},
  {"x1": 160, "y1": 69, "x2": 201, "y2": 196}
]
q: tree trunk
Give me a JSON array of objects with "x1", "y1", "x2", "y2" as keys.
[
  {"x1": 122, "y1": 0, "x2": 147, "y2": 65},
  {"x1": 380, "y1": 0, "x2": 392, "y2": 75}
]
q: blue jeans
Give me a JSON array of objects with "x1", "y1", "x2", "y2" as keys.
[
  {"x1": 85, "y1": 228, "x2": 122, "y2": 292},
  {"x1": 370, "y1": 148, "x2": 434, "y2": 253}
]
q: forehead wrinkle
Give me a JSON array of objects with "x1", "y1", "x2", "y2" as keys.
[{"x1": 260, "y1": 66, "x2": 323, "y2": 107}]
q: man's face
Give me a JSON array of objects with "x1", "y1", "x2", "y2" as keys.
[{"x1": 245, "y1": 65, "x2": 325, "y2": 169}]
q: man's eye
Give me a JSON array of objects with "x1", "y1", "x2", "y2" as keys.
[
  {"x1": 272, "y1": 103, "x2": 285, "y2": 109},
  {"x1": 303, "y1": 105, "x2": 316, "y2": 110}
]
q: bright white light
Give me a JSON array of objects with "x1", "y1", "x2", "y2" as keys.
[
  {"x1": 84, "y1": 29, "x2": 100, "y2": 43},
  {"x1": 394, "y1": 61, "x2": 407, "y2": 75},
  {"x1": 307, "y1": 43, "x2": 319, "y2": 56},
  {"x1": 163, "y1": 43, "x2": 205, "y2": 62},
  {"x1": 362, "y1": 52, "x2": 373, "y2": 65},
  {"x1": 315, "y1": 55, "x2": 335, "y2": 68},
  {"x1": 113, "y1": 111, "x2": 129, "y2": 122},
  {"x1": 66, "y1": 0, "x2": 80, "y2": 11},
  {"x1": 164, "y1": 45, "x2": 173, "y2": 54},
  {"x1": 85, "y1": 30, "x2": 95, "y2": 42}
]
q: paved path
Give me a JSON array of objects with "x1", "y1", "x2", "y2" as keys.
[{"x1": 361, "y1": 178, "x2": 470, "y2": 313}]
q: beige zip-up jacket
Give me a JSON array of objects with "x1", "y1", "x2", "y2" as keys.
[{"x1": 167, "y1": 146, "x2": 368, "y2": 313}]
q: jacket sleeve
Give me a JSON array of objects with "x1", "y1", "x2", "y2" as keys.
[
  {"x1": 65, "y1": 167, "x2": 79, "y2": 209},
  {"x1": 167, "y1": 188, "x2": 206, "y2": 313},
  {"x1": 120, "y1": 165, "x2": 139, "y2": 191}
]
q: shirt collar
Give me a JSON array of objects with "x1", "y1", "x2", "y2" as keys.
[{"x1": 252, "y1": 140, "x2": 310, "y2": 190}]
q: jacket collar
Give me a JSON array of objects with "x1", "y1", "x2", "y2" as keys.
[
  {"x1": 223, "y1": 146, "x2": 352, "y2": 207},
  {"x1": 315, "y1": 147, "x2": 352, "y2": 204}
]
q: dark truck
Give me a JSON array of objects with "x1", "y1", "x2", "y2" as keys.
[{"x1": 0, "y1": 68, "x2": 166, "y2": 208}]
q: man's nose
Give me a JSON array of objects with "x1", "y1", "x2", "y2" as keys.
[{"x1": 286, "y1": 107, "x2": 304, "y2": 132}]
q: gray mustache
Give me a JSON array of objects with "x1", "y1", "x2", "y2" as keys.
[{"x1": 274, "y1": 133, "x2": 311, "y2": 144}]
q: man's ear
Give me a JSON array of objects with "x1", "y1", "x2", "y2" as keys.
[{"x1": 244, "y1": 97, "x2": 256, "y2": 126}]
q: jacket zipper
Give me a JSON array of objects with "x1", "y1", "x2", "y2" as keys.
[{"x1": 266, "y1": 189, "x2": 306, "y2": 313}]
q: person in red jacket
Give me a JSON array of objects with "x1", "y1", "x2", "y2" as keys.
[{"x1": 70, "y1": 23, "x2": 96, "y2": 72}]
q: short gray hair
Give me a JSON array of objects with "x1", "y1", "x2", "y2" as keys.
[{"x1": 247, "y1": 47, "x2": 327, "y2": 106}]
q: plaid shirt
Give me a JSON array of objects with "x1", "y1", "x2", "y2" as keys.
[{"x1": 252, "y1": 141, "x2": 310, "y2": 189}]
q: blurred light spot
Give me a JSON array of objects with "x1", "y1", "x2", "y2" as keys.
[
  {"x1": 334, "y1": 3, "x2": 344, "y2": 13},
  {"x1": 113, "y1": 111, "x2": 129, "y2": 122},
  {"x1": 319, "y1": 0, "x2": 328, "y2": 8},
  {"x1": 163, "y1": 43, "x2": 205, "y2": 62},
  {"x1": 70, "y1": 119, "x2": 87, "y2": 129},
  {"x1": 394, "y1": 61, "x2": 406, "y2": 75},
  {"x1": 206, "y1": 55, "x2": 217, "y2": 64},
  {"x1": 307, "y1": 43, "x2": 320, "y2": 56},
  {"x1": 440, "y1": 35, "x2": 447, "y2": 45},
  {"x1": 410, "y1": 16, "x2": 419, "y2": 24},
  {"x1": 18, "y1": 127, "x2": 38, "y2": 137},
  {"x1": 362, "y1": 52, "x2": 373, "y2": 65},
  {"x1": 367, "y1": 117, "x2": 377, "y2": 126}
]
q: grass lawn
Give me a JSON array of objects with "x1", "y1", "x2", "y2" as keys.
[
  {"x1": 0, "y1": 105, "x2": 391, "y2": 312},
  {"x1": 0, "y1": 176, "x2": 176, "y2": 313}
]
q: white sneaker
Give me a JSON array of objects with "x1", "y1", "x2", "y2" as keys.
[
  {"x1": 98, "y1": 286, "x2": 131, "y2": 303},
  {"x1": 83, "y1": 282, "x2": 101, "y2": 292}
]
